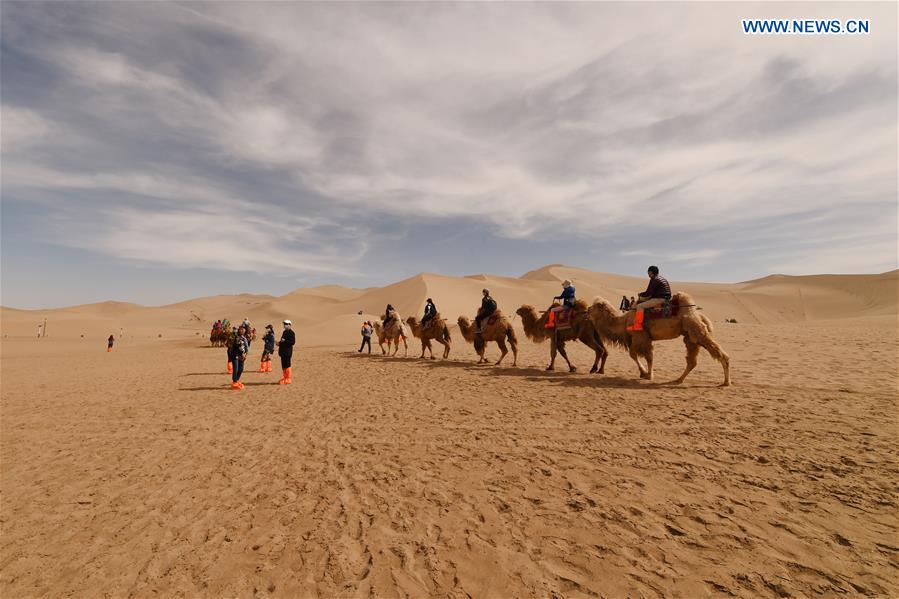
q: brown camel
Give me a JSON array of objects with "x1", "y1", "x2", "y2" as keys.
[
  {"x1": 372, "y1": 319, "x2": 408, "y2": 357},
  {"x1": 587, "y1": 293, "x2": 730, "y2": 386},
  {"x1": 516, "y1": 300, "x2": 608, "y2": 373},
  {"x1": 405, "y1": 314, "x2": 452, "y2": 359},
  {"x1": 456, "y1": 311, "x2": 518, "y2": 366}
]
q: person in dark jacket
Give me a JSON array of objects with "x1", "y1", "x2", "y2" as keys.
[
  {"x1": 421, "y1": 298, "x2": 437, "y2": 328},
  {"x1": 230, "y1": 325, "x2": 249, "y2": 389},
  {"x1": 259, "y1": 324, "x2": 276, "y2": 373},
  {"x1": 277, "y1": 320, "x2": 296, "y2": 385},
  {"x1": 383, "y1": 304, "x2": 396, "y2": 327},
  {"x1": 619, "y1": 296, "x2": 630, "y2": 310},
  {"x1": 475, "y1": 289, "x2": 497, "y2": 332},
  {"x1": 635, "y1": 265, "x2": 672, "y2": 311},
  {"x1": 554, "y1": 280, "x2": 576, "y2": 308},
  {"x1": 107, "y1": 334, "x2": 114, "y2": 352}
]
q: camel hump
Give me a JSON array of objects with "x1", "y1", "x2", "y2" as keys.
[{"x1": 572, "y1": 298, "x2": 589, "y2": 312}]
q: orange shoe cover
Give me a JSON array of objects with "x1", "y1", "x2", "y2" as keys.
[
  {"x1": 278, "y1": 368, "x2": 292, "y2": 385},
  {"x1": 230, "y1": 381, "x2": 242, "y2": 390},
  {"x1": 258, "y1": 361, "x2": 266, "y2": 373},
  {"x1": 227, "y1": 362, "x2": 233, "y2": 374}
]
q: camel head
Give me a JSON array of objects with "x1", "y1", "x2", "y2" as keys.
[
  {"x1": 516, "y1": 305, "x2": 549, "y2": 342},
  {"x1": 456, "y1": 316, "x2": 475, "y2": 342},
  {"x1": 588, "y1": 296, "x2": 623, "y2": 325},
  {"x1": 405, "y1": 316, "x2": 420, "y2": 337}
]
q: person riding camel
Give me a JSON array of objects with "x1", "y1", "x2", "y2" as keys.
[
  {"x1": 475, "y1": 289, "x2": 497, "y2": 333},
  {"x1": 629, "y1": 265, "x2": 672, "y2": 331},
  {"x1": 383, "y1": 304, "x2": 396, "y2": 328},
  {"x1": 421, "y1": 298, "x2": 437, "y2": 329},
  {"x1": 546, "y1": 280, "x2": 576, "y2": 329}
]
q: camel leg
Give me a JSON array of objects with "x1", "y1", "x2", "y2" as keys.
[
  {"x1": 675, "y1": 336, "x2": 700, "y2": 384},
  {"x1": 629, "y1": 343, "x2": 650, "y2": 379},
  {"x1": 510, "y1": 339, "x2": 518, "y2": 367},
  {"x1": 700, "y1": 336, "x2": 730, "y2": 386},
  {"x1": 588, "y1": 330, "x2": 607, "y2": 374},
  {"x1": 644, "y1": 343, "x2": 655, "y2": 381},
  {"x1": 427, "y1": 339, "x2": 436, "y2": 360},
  {"x1": 557, "y1": 337, "x2": 576, "y2": 373},
  {"x1": 546, "y1": 336, "x2": 557, "y2": 371},
  {"x1": 402, "y1": 337, "x2": 408, "y2": 358},
  {"x1": 495, "y1": 338, "x2": 509, "y2": 366}
]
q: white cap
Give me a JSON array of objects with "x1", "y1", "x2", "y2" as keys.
[
  {"x1": 283, "y1": 319, "x2": 292, "y2": 325},
  {"x1": 562, "y1": 279, "x2": 572, "y2": 287}
]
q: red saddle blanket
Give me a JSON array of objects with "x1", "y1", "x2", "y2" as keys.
[{"x1": 486, "y1": 314, "x2": 499, "y2": 326}]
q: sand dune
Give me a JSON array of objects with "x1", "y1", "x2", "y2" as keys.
[
  {"x1": 1, "y1": 266, "x2": 897, "y2": 596},
  {"x1": 2, "y1": 265, "x2": 895, "y2": 344}
]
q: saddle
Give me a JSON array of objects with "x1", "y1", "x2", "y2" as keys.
[
  {"x1": 626, "y1": 298, "x2": 680, "y2": 332},
  {"x1": 544, "y1": 306, "x2": 573, "y2": 331}
]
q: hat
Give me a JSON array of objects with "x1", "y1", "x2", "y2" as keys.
[
  {"x1": 482, "y1": 288, "x2": 490, "y2": 294},
  {"x1": 283, "y1": 319, "x2": 292, "y2": 325},
  {"x1": 562, "y1": 279, "x2": 572, "y2": 287},
  {"x1": 265, "y1": 324, "x2": 273, "y2": 330}
]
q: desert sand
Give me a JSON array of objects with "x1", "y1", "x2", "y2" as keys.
[{"x1": 1, "y1": 265, "x2": 897, "y2": 597}]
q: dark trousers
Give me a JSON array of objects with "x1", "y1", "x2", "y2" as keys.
[
  {"x1": 280, "y1": 353, "x2": 292, "y2": 369},
  {"x1": 359, "y1": 337, "x2": 371, "y2": 353},
  {"x1": 232, "y1": 358, "x2": 244, "y2": 382}
]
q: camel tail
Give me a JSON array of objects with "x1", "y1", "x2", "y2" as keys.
[{"x1": 506, "y1": 325, "x2": 518, "y2": 346}]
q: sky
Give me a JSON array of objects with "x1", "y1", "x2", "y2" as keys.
[{"x1": 1, "y1": 2, "x2": 896, "y2": 309}]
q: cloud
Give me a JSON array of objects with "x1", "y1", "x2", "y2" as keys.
[{"x1": 1, "y1": 1, "x2": 896, "y2": 289}]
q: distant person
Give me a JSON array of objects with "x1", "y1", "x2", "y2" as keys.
[
  {"x1": 107, "y1": 334, "x2": 114, "y2": 352},
  {"x1": 359, "y1": 321, "x2": 373, "y2": 353},
  {"x1": 619, "y1": 296, "x2": 630, "y2": 310},
  {"x1": 421, "y1": 298, "x2": 437, "y2": 328},
  {"x1": 630, "y1": 296, "x2": 636, "y2": 310},
  {"x1": 277, "y1": 320, "x2": 295, "y2": 385},
  {"x1": 475, "y1": 289, "x2": 497, "y2": 332},
  {"x1": 37, "y1": 324, "x2": 42, "y2": 338},
  {"x1": 230, "y1": 325, "x2": 249, "y2": 389},
  {"x1": 259, "y1": 325, "x2": 275, "y2": 373}
]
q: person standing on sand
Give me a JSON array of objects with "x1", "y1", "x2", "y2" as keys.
[
  {"x1": 227, "y1": 326, "x2": 237, "y2": 374},
  {"x1": 359, "y1": 321, "x2": 373, "y2": 354},
  {"x1": 620, "y1": 296, "x2": 630, "y2": 310},
  {"x1": 107, "y1": 334, "x2": 114, "y2": 352},
  {"x1": 277, "y1": 320, "x2": 295, "y2": 385},
  {"x1": 259, "y1": 325, "x2": 275, "y2": 373},
  {"x1": 230, "y1": 325, "x2": 249, "y2": 390}
]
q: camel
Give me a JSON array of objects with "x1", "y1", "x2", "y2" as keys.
[
  {"x1": 586, "y1": 293, "x2": 730, "y2": 386},
  {"x1": 516, "y1": 300, "x2": 608, "y2": 373},
  {"x1": 456, "y1": 311, "x2": 518, "y2": 366},
  {"x1": 372, "y1": 319, "x2": 408, "y2": 357},
  {"x1": 405, "y1": 314, "x2": 452, "y2": 359}
]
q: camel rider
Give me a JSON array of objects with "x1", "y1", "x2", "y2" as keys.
[
  {"x1": 421, "y1": 298, "x2": 437, "y2": 328},
  {"x1": 383, "y1": 304, "x2": 396, "y2": 327},
  {"x1": 546, "y1": 280, "x2": 576, "y2": 328},
  {"x1": 475, "y1": 289, "x2": 497, "y2": 333},
  {"x1": 629, "y1": 266, "x2": 672, "y2": 331},
  {"x1": 555, "y1": 280, "x2": 576, "y2": 308}
]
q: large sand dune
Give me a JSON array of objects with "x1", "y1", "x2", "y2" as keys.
[
  {"x1": 2, "y1": 265, "x2": 896, "y2": 344},
  {"x1": 1, "y1": 266, "x2": 897, "y2": 597}
]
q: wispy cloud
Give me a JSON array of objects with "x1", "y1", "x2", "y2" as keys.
[{"x1": 1, "y1": 1, "x2": 895, "y2": 305}]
